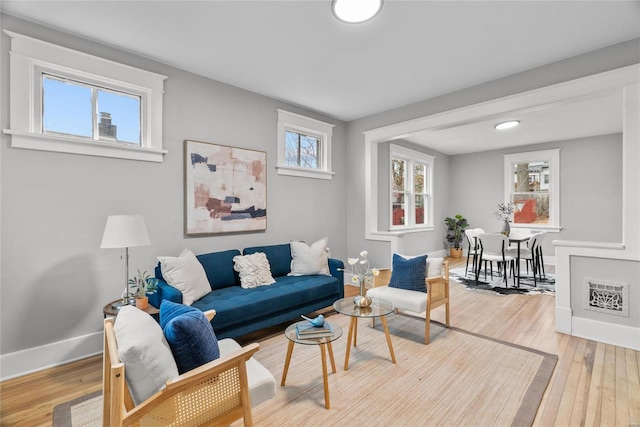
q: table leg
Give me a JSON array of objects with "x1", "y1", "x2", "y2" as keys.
[
  {"x1": 380, "y1": 315, "x2": 397, "y2": 364},
  {"x1": 516, "y1": 241, "x2": 521, "y2": 288},
  {"x1": 281, "y1": 340, "x2": 295, "y2": 386},
  {"x1": 344, "y1": 317, "x2": 357, "y2": 371},
  {"x1": 320, "y1": 343, "x2": 330, "y2": 409},
  {"x1": 327, "y1": 341, "x2": 337, "y2": 373},
  {"x1": 353, "y1": 317, "x2": 358, "y2": 347}
]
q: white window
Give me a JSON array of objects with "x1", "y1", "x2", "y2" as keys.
[
  {"x1": 277, "y1": 109, "x2": 335, "y2": 180},
  {"x1": 3, "y1": 31, "x2": 167, "y2": 162},
  {"x1": 390, "y1": 144, "x2": 434, "y2": 230},
  {"x1": 504, "y1": 149, "x2": 560, "y2": 231}
]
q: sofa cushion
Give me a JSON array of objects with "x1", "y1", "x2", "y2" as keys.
[
  {"x1": 233, "y1": 252, "x2": 276, "y2": 288},
  {"x1": 160, "y1": 300, "x2": 220, "y2": 374},
  {"x1": 243, "y1": 244, "x2": 291, "y2": 277},
  {"x1": 197, "y1": 249, "x2": 241, "y2": 290},
  {"x1": 289, "y1": 238, "x2": 330, "y2": 276},
  {"x1": 114, "y1": 306, "x2": 178, "y2": 405},
  {"x1": 192, "y1": 275, "x2": 340, "y2": 331},
  {"x1": 389, "y1": 253, "x2": 427, "y2": 293},
  {"x1": 157, "y1": 248, "x2": 211, "y2": 305}
]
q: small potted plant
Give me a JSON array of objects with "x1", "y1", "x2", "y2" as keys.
[
  {"x1": 494, "y1": 202, "x2": 515, "y2": 236},
  {"x1": 128, "y1": 270, "x2": 158, "y2": 310},
  {"x1": 445, "y1": 214, "x2": 469, "y2": 258}
]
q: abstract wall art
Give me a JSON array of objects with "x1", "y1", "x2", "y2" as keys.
[{"x1": 184, "y1": 140, "x2": 267, "y2": 235}]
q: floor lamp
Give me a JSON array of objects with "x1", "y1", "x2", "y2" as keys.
[{"x1": 101, "y1": 215, "x2": 151, "y2": 309}]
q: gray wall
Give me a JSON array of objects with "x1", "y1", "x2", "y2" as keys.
[
  {"x1": 449, "y1": 134, "x2": 623, "y2": 256},
  {"x1": 346, "y1": 38, "x2": 638, "y2": 268},
  {"x1": 0, "y1": 15, "x2": 348, "y2": 356}
]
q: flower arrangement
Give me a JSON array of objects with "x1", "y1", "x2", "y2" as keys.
[
  {"x1": 128, "y1": 270, "x2": 159, "y2": 299},
  {"x1": 342, "y1": 250, "x2": 380, "y2": 286},
  {"x1": 494, "y1": 202, "x2": 516, "y2": 223}
]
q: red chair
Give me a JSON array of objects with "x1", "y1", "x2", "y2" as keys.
[{"x1": 515, "y1": 199, "x2": 537, "y2": 223}]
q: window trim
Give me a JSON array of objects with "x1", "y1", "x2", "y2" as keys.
[
  {"x1": 503, "y1": 149, "x2": 561, "y2": 232},
  {"x1": 389, "y1": 144, "x2": 434, "y2": 231},
  {"x1": 3, "y1": 30, "x2": 167, "y2": 162},
  {"x1": 276, "y1": 109, "x2": 335, "y2": 180}
]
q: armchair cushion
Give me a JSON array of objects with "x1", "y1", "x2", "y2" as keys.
[
  {"x1": 389, "y1": 253, "x2": 428, "y2": 292},
  {"x1": 160, "y1": 300, "x2": 220, "y2": 374},
  {"x1": 114, "y1": 306, "x2": 178, "y2": 405}
]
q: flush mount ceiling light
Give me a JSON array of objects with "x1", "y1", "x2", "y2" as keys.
[
  {"x1": 495, "y1": 120, "x2": 521, "y2": 130},
  {"x1": 332, "y1": 0, "x2": 383, "y2": 24}
]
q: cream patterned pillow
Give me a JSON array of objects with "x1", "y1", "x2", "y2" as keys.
[
  {"x1": 233, "y1": 252, "x2": 276, "y2": 289},
  {"x1": 289, "y1": 238, "x2": 331, "y2": 276},
  {"x1": 157, "y1": 248, "x2": 211, "y2": 306}
]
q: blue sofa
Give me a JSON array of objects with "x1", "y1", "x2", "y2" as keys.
[{"x1": 149, "y1": 243, "x2": 344, "y2": 339}]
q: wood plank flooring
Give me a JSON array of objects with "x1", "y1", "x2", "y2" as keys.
[{"x1": 1, "y1": 256, "x2": 638, "y2": 426}]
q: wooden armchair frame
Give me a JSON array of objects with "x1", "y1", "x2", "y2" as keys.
[
  {"x1": 369, "y1": 260, "x2": 450, "y2": 344},
  {"x1": 103, "y1": 310, "x2": 260, "y2": 427}
]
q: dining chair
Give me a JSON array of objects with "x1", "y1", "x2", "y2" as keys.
[
  {"x1": 476, "y1": 233, "x2": 516, "y2": 287},
  {"x1": 507, "y1": 232, "x2": 541, "y2": 286},
  {"x1": 464, "y1": 229, "x2": 479, "y2": 277},
  {"x1": 534, "y1": 231, "x2": 547, "y2": 278}
]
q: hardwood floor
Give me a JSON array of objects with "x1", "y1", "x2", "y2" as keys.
[{"x1": 1, "y1": 257, "x2": 638, "y2": 426}]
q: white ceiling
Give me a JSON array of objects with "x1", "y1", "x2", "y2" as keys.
[{"x1": 2, "y1": 0, "x2": 638, "y2": 154}]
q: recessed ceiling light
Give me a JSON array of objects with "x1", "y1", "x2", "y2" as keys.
[
  {"x1": 495, "y1": 120, "x2": 520, "y2": 130},
  {"x1": 332, "y1": 0, "x2": 383, "y2": 24}
]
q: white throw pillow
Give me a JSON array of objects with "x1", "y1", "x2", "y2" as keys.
[
  {"x1": 427, "y1": 257, "x2": 443, "y2": 278},
  {"x1": 289, "y1": 238, "x2": 331, "y2": 276},
  {"x1": 157, "y1": 248, "x2": 211, "y2": 306},
  {"x1": 233, "y1": 252, "x2": 276, "y2": 289},
  {"x1": 396, "y1": 253, "x2": 443, "y2": 278},
  {"x1": 114, "y1": 306, "x2": 179, "y2": 405}
]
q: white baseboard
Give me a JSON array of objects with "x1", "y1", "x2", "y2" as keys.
[
  {"x1": 0, "y1": 331, "x2": 103, "y2": 381},
  {"x1": 571, "y1": 317, "x2": 640, "y2": 351}
]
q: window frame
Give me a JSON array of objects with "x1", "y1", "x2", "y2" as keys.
[
  {"x1": 389, "y1": 144, "x2": 434, "y2": 231},
  {"x1": 276, "y1": 109, "x2": 335, "y2": 180},
  {"x1": 3, "y1": 30, "x2": 167, "y2": 162},
  {"x1": 503, "y1": 149, "x2": 561, "y2": 232}
]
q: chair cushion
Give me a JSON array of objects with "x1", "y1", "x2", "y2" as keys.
[
  {"x1": 218, "y1": 338, "x2": 276, "y2": 407},
  {"x1": 114, "y1": 306, "x2": 179, "y2": 405},
  {"x1": 157, "y1": 248, "x2": 211, "y2": 305},
  {"x1": 233, "y1": 252, "x2": 276, "y2": 288},
  {"x1": 288, "y1": 238, "x2": 330, "y2": 276},
  {"x1": 160, "y1": 300, "x2": 220, "y2": 374},
  {"x1": 367, "y1": 285, "x2": 427, "y2": 313},
  {"x1": 389, "y1": 253, "x2": 427, "y2": 292}
]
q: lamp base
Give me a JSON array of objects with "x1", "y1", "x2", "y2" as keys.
[{"x1": 111, "y1": 299, "x2": 129, "y2": 310}]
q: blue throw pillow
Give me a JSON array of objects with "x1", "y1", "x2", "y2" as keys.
[
  {"x1": 389, "y1": 253, "x2": 427, "y2": 293},
  {"x1": 160, "y1": 300, "x2": 220, "y2": 374}
]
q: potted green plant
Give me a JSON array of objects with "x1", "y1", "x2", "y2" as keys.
[
  {"x1": 128, "y1": 270, "x2": 159, "y2": 309},
  {"x1": 445, "y1": 214, "x2": 469, "y2": 258}
]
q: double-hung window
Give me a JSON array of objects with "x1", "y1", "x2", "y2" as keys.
[
  {"x1": 503, "y1": 149, "x2": 560, "y2": 230},
  {"x1": 277, "y1": 110, "x2": 335, "y2": 180},
  {"x1": 4, "y1": 31, "x2": 167, "y2": 162},
  {"x1": 390, "y1": 144, "x2": 434, "y2": 229}
]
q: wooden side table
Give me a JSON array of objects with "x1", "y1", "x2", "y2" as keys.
[{"x1": 103, "y1": 299, "x2": 159, "y2": 318}]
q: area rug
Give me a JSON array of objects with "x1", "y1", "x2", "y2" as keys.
[
  {"x1": 450, "y1": 266, "x2": 555, "y2": 295},
  {"x1": 52, "y1": 390, "x2": 101, "y2": 427},
  {"x1": 54, "y1": 314, "x2": 557, "y2": 427}
]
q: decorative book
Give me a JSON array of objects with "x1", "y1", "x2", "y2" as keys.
[{"x1": 296, "y1": 321, "x2": 334, "y2": 339}]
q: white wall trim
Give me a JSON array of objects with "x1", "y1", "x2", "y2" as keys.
[
  {"x1": 0, "y1": 331, "x2": 102, "y2": 381},
  {"x1": 572, "y1": 317, "x2": 640, "y2": 351}
]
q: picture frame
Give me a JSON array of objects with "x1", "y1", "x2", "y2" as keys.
[{"x1": 184, "y1": 140, "x2": 267, "y2": 236}]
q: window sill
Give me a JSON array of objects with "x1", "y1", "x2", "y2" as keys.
[
  {"x1": 378, "y1": 226, "x2": 435, "y2": 236},
  {"x1": 276, "y1": 165, "x2": 334, "y2": 180},
  {"x1": 4, "y1": 129, "x2": 167, "y2": 163},
  {"x1": 512, "y1": 224, "x2": 562, "y2": 233}
]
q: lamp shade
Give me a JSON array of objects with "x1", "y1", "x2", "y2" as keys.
[{"x1": 100, "y1": 215, "x2": 151, "y2": 249}]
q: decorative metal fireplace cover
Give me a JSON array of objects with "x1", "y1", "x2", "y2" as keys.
[{"x1": 584, "y1": 277, "x2": 629, "y2": 317}]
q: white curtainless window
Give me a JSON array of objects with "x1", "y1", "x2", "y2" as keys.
[{"x1": 3, "y1": 31, "x2": 167, "y2": 162}]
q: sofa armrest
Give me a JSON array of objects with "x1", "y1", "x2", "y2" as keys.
[
  {"x1": 148, "y1": 280, "x2": 183, "y2": 308},
  {"x1": 328, "y1": 258, "x2": 344, "y2": 288}
]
